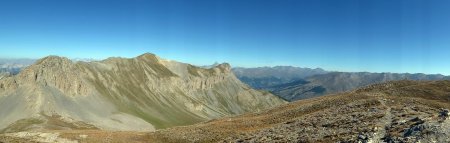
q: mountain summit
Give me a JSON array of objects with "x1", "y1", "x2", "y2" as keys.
[{"x1": 0, "y1": 53, "x2": 285, "y2": 133}]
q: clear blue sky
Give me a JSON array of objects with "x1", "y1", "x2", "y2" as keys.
[{"x1": 0, "y1": 0, "x2": 449, "y2": 75}]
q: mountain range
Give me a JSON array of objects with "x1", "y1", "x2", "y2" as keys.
[
  {"x1": 2, "y1": 60, "x2": 448, "y2": 103},
  {"x1": 3, "y1": 60, "x2": 447, "y2": 104},
  {"x1": 233, "y1": 67, "x2": 450, "y2": 101},
  {"x1": 0, "y1": 53, "x2": 285, "y2": 133}
]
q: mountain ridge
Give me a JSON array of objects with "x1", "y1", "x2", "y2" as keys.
[
  {"x1": 272, "y1": 72, "x2": 450, "y2": 101},
  {"x1": 233, "y1": 66, "x2": 450, "y2": 101},
  {"x1": 0, "y1": 53, "x2": 286, "y2": 133}
]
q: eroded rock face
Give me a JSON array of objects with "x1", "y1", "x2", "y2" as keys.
[
  {"x1": 0, "y1": 56, "x2": 91, "y2": 96},
  {"x1": 0, "y1": 53, "x2": 286, "y2": 132}
]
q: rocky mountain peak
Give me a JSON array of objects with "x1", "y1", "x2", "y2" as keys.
[
  {"x1": 138, "y1": 52, "x2": 157, "y2": 57},
  {"x1": 6, "y1": 55, "x2": 90, "y2": 96},
  {"x1": 214, "y1": 63, "x2": 231, "y2": 73},
  {"x1": 35, "y1": 56, "x2": 72, "y2": 67},
  {"x1": 20, "y1": 56, "x2": 75, "y2": 79},
  {"x1": 136, "y1": 53, "x2": 159, "y2": 62}
]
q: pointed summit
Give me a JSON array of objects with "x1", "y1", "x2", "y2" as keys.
[
  {"x1": 138, "y1": 52, "x2": 157, "y2": 57},
  {"x1": 135, "y1": 53, "x2": 164, "y2": 64},
  {"x1": 136, "y1": 53, "x2": 158, "y2": 60},
  {"x1": 35, "y1": 55, "x2": 72, "y2": 67},
  {"x1": 215, "y1": 63, "x2": 231, "y2": 72}
]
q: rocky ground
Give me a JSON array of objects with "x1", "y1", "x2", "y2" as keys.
[{"x1": 1, "y1": 80, "x2": 449, "y2": 143}]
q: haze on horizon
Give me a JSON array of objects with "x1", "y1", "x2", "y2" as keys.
[{"x1": 0, "y1": 0, "x2": 449, "y2": 75}]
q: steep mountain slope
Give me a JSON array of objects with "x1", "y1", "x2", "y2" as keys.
[
  {"x1": 232, "y1": 66, "x2": 327, "y2": 89},
  {"x1": 3, "y1": 80, "x2": 448, "y2": 142},
  {"x1": 273, "y1": 72, "x2": 450, "y2": 101},
  {"x1": 0, "y1": 53, "x2": 285, "y2": 133}
]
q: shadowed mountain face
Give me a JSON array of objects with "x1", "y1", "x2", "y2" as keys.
[
  {"x1": 273, "y1": 72, "x2": 450, "y2": 101},
  {"x1": 0, "y1": 53, "x2": 285, "y2": 133},
  {"x1": 232, "y1": 66, "x2": 328, "y2": 89}
]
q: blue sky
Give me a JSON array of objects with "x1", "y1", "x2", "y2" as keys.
[{"x1": 0, "y1": 0, "x2": 449, "y2": 75}]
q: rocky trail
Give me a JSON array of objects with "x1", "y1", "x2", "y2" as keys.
[{"x1": 369, "y1": 98, "x2": 392, "y2": 143}]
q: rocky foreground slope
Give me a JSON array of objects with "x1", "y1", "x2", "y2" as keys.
[
  {"x1": 1, "y1": 80, "x2": 449, "y2": 143},
  {"x1": 0, "y1": 53, "x2": 285, "y2": 133}
]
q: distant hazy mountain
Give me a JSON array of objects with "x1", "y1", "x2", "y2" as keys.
[
  {"x1": 273, "y1": 72, "x2": 450, "y2": 101},
  {"x1": 0, "y1": 59, "x2": 35, "y2": 75},
  {"x1": 232, "y1": 66, "x2": 328, "y2": 89},
  {"x1": 233, "y1": 66, "x2": 450, "y2": 101},
  {"x1": 0, "y1": 53, "x2": 285, "y2": 133}
]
